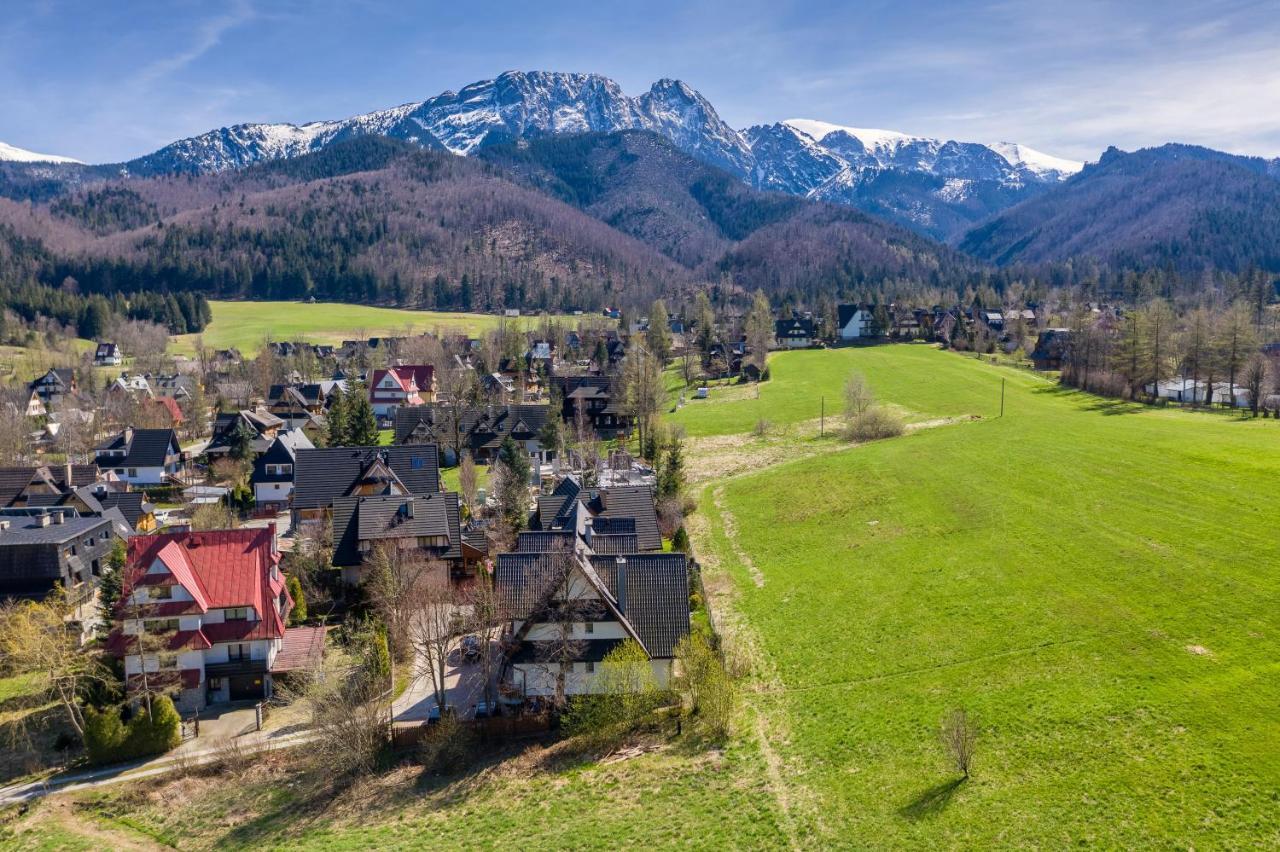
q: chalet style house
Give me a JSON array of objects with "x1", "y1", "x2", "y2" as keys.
[
  {"x1": 530, "y1": 476, "x2": 662, "y2": 551},
  {"x1": 205, "y1": 409, "x2": 284, "y2": 457},
  {"x1": 266, "y1": 381, "x2": 345, "y2": 418},
  {"x1": 110, "y1": 527, "x2": 321, "y2": 712},
  {"x1": 93, "y1": 342, "x2": 123, "y2": 366},
  {"x1": 394, "y1": 404, "x2": 551, "y2": 465},
  {"x1": 29, "y1": 368, "x2": 76, "y2": 406},
  {"x1": 369, "y1": 365, "x2": 436, "y2": 418},
  {"x1": 331, "y1": 491, "x2": 463, "y2": 583},
  {"x1": 1031, "y1": 328, "x2": 1072, "y2": 371},
  {"x1": 550, "y1": 376, "x2": 631, "y2": 439},
  {"x1": 495, "y1": 475, "x2": 689, "y2": 700},
  {"x1": 291, "y1": 445, "x2": 441, "y2": 528},
  {"x1": 774, "y1": 316, "x2": 816, "y2": 349},
  {"x1": 837, "y1": 305, "x2": 878, "y2": 340},
  {"x1": 0, "y1": 510, "x2": 119, "y2": 638},
  {"x1": 250, "y1": 429, "x2": 314, "y2": 509},
  {"x1": 94, "y1": 428, "x2": 184, "y2": 486}
]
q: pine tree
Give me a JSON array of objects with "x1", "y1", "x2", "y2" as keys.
[
  {"x1": 327, "y1": 386, "x2": 349, "y2": 446},
  {"x1": 345, "y1": 381, "x2": 379, "y2": 446}
]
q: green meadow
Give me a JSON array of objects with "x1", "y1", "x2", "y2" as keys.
[
  {"x1": 169, "y1": 301, "x2": 583, "y2": 355},
  {"x1": 8, "y1": 345, "x2": 1280, "y2": 849},
  {"x1": 693, "y1": 345, "x2": 1280, "y2": 847}
]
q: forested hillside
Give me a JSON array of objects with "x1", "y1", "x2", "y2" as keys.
[{"x1": 959, "y1": 145, "x2": 1280, "y2": 276}]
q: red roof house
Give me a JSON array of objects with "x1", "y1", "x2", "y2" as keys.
[
  {"x1": 110, "y1": 526, "x2": 314, "y2": 712},
  {"x1": 369, "y1": 365, "x2": 436, "y2": 418}
]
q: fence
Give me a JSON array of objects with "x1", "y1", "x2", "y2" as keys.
[{"x1": 390, "y1": 713, "x2": 554, "y2": 750}]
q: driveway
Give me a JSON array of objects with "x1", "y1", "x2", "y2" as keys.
[
  {"x1": 392, "y1": 631, "x2": 500, "y2": 722},
  {"x1": 175, "y1": 702, "x2": 259, "y2": 753}
]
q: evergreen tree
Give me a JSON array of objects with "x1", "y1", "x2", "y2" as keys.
[
  {"x1": 327, "y1": 385, "x2": 349, "y2": 446},
  {"x1": 345, "y1": 380, "x2": 379, "y2": 446}
]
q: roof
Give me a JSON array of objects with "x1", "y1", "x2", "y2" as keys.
[
  {"x1": 370, "y1": 365, "x2": 435, "y2": 398},
  {"x1": 0, "y1": 513, "x2": 113, "y2": 546},
  {"x1": 122, "y1": 527, "x2": 287, "y2": 643},
  {"x1": 292, "y1": 446, "x2": 440, "y2": 509},
  {"x1": 86, "y1": 490, "x2": 152, "y2": 530},
  {"x1": 95, "y1": 429, "x2": 179, "y2": 469},
  {"x1": 395, "y1": 404, "x2": 551, "y2": 448},
  {"x1": 775, "y1": 317, "x2": 815, "y2": 338},
  {"x1": 0, "y1": 465, "x2": 97, "y2": 507},
  {"x1": 585, "y1": 486, "x2": 662, "y2": 551},
  {"x1": 330, "y1": 492, "x2": 461, "y2": 567},
  {"x1": 272, "y1": 626, "x2": 329, "y2": 673},
  {"x1": 837, "y1": 304, "x2": 872, "y2": 327},
  {"x1": 149, "y1": 397, "x2": 185, "y2": 424}
]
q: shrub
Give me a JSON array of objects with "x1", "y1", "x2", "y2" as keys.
[
  {"x1": 671, "y1": 526, "x2": 690, "y2": 553},
  {"x1": 84, "y1": 704, "x2": 127, "y2": 764},
  {"x1": 83, "y1": 695, "x2": 182, "y2": 765},
  {"x1": 753, "y1": 418, "x2": 771, "y2": 436},
  {"x1": 844, "y1": 406, "x2": 905, "y2": 442},
  {"x1": 286, "y1": 574, "x2": 307, "y2": 624},
  {"x1": 674, "y1": 631, "x2": 734, "y2": 739}
]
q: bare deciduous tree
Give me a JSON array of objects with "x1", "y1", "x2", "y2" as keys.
[
  {"x1": 365, "y1": 546, "x2": 445, "y2": 662},
  {"x1": 458, "y1": 451, "x2": 478, "y2": 516},
  {"x1": 844, "y1": 371, "x2": 875, "y2": 418},
  {"x1": 406, "y1": 575, "x2": 463, "y2": 713},
  {"x1": 940, "y1": 708, "x2": 977, "y2": 779}
]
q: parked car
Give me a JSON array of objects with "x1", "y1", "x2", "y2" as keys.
[
  {"x1": 460, "y1": 634, "x2": 483, "y2": 662},
  {"x1": 473, "y1": 701, "x2": 497, "y2": 719},
  {"x1": 426, "y1": 704, "x2": 456, "y2": 725}
]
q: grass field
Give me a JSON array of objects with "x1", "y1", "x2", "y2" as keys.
[
  {"x1": 667, "y1": 344, "x2": 1010, "y2": 437},
  {"x1": 170, "y1": 301, "x2": 584, "y2": 355},
  {"x1": 8, "y1": 345, "x2": 1280, "y2": 848},
  {"x1": 690, "y1": 345, "x2": 1280, "y2": 846}
]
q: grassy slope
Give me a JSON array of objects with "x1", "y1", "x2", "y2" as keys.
[
  {"x1": 695, "y1": 346, "x2": 1280, "y2": 846},
  {"x1": 170, "y1": 301, "x2": 582, "y2": 355},
  {"x1": 668, "y1": 344, "x2": 1004, "y2": 437}
]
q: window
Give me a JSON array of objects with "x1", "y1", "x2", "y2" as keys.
[
  {"x1": 91, "y1": 559, "x2": 101, "y2": 577},
  {"x1": 157, "y1": 653, "x2": 178, "y2": 669},
  {"x1": 148, "y1": 618, "x2": 179, "y2": 633},
  {"x1": 584, "y1": 622, "x2": 594, "y2": 634},
  {"x1": 585, "y1": 662, "x2": 596, "y2": 673},
  {"x1": 411, "y1": 456, "x2": 424, "y2": 470},
  {"x1": 150, "y1": 585, "x2": 173, "y2": 600},
  {"x1": 225, "y1": 607, "x2": 248, "y2": 620},
  {"x1": 128, "y1": 468, "x2": 137, "y2": 478},
  {"x1": 228, "y1": 643, "x2": 250, "y2": 661}
]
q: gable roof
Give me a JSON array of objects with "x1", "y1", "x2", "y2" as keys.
[
  {"x1": 330, "y1": 491, "x2": 461, "y2": 567},
  {"x1": 292, "y1": 446, "x2": 440, "y2": 509},
  {"x1": 775, "y1": 317, "x2": 815, "y2": 338},
  {"x1": 125, "y1": 527, "x2": 286, "y2": 639},
  {"x1": 395, "y1": 404, "x2": 550, "y2": 448},
  {"x1": 95, "y1": 429, "x2": 179, "y2": 469},
  {"x1": 587, "y1": 553, "x2": 691, "y2": 658}
]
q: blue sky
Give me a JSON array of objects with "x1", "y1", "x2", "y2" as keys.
[{"x1": 2, "y1": 0, "x2": 1278, "y2": 163}]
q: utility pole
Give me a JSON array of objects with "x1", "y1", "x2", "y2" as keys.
[
  {"x1": 1000, "y1": 378, "x2": 1006, "y2": 418},
  {"x1": 820, "y1": 395, "x2": 825, "y2": 437}
]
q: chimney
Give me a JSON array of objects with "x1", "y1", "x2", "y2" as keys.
[
  {"x1": 52, "y1": 510, "x2": 65, "y2": 525},
  {"x1": 63, "y1": 462, "x2": 73, "y2": 489},
  {"x1": 0, "y1": 520, "x2": 9, "y2": 531},
  {"x1": 404, "y1": 500, "x2": 414, "y2": 519},
  {"x1": 615, "y1": 557, "x2": 627, "y2": 614},
  {"x1": 37, "y1": 513, "x2": 51, "y2": 527}
]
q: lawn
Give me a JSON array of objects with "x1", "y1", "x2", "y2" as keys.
[
  {"x1": 667, "y1": 344, "x2": 1007, "y2": 437},
  {"x1": 692, "y1": 345, "x2": 1280, "y2": 847},
  {"x1": 169, "y1": 301, "x2": 585, "y2": 355}
]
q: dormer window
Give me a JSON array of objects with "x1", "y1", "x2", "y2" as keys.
[{"x1": 226, "y1": 607, "x2": 249, "y2": 620}]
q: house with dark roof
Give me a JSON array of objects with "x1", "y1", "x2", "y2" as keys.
[
  {"x1": 1031, "y1": 328, "x2": 1073, "y2": 371},
  {"x1": 29, "y1": 368, "x2": 76, "y2": 405},
  {"x1": 94, "y1": 428, "x2": 183, "y2": 486},
  {"x1": 251, "y1": 429, "x2": 314, "y2": 508},
  {"x1": 108, "y1": 527, "x2": 318, "y2": 713},
  {"x1": 94, "y1": 342, "x2": 123, "y2": 367},
  {"x1": 0, "y1": 464, "x2": 98, "y2": 508},
  {"x1": 531, "y1": 476, "x2": 662, "y2": 551},
  {"x1": 494, "y1": 544, "x2": 689, "y2": 699},
  {"x1": 331, "y1": 492, "x2": 463, "y2": 582},
  {"x1": 206, "y1": 409, "x2": 285, "y2": 458},
  {"x1": 152, "y1": 374, "x2": 195, "y2": 401},
  {"x1": 267, "y1": 381, "x2": 345, "y2": 418},
  {"x1": 550, "y1": 376, "x2": 631, "y2": 439},
  {"x1": 395, "y1": 404, "x2": 551, "y2": 465},
  {"x1": 837, "y1": 305, "x2": 878, "y2": 341},
  {"x1": 291, "y1": 445, "x2": 441, "y2": 528},
  {"x1": 775, "y1": 316, "x2": 816, "y2": 349}
]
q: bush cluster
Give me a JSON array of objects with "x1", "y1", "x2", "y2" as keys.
[{"x1": 83, "y1": 695, "x2": 182, "y2": 765}]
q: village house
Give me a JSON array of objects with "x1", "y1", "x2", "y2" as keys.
[
  {"x1": 529, "y1": 475, "x2": 663, "y2": 552},
  {"x1": 250, "y1": 429, "x2": 314, "y2": 509},
  {"x1": 0, "y1": 509, "x2": 120, "y2": 640},
  {"x1": 1031, "y1": 328, "x2": 1072, "y2": 371},
  {"x1": 205, "y1": 409, "x2": 285, "y2": 458},
  {"x1": 266, "y1": 381, "x2": 345, "y2": 418},
  {"x1": 394, "y1": 404, "x2": 551, "y2": 465},
  {"x1": 290, "y1": 445, "x2": 441, "y2": 528},
  {"x1": 550, "y1": 376, "x2": 632, "y2": 439},
  {"x1": 330, "y1": 491, "x2": 463, "y2": 583},
  {"x1": 369, "y1": 365, "x2": 437, "y2": 418},
  {"x1": 774, "y1": 316, "x2": 816, "y2": 349},
  {"x1": 94, "y1": 342, "x2": 123, "y2": 367},
  {"x1": 494, "y1": 478, "x2": 689, "y2": 700},
  {"x1": 29, "y1": 368, "x2": 76, "y2": 406},
  {"x1": 109, "y1": 527, "x2": 322, "y2": 713},
  {"x1": 95, "y1": 428, "x2": 184, "y2": 486},
  {"x1": 837, "y1": 305, "x2": 878, "y2": 341},
  {"x1": 108, "y1": 373, "x2": 152, "y2": 399}
]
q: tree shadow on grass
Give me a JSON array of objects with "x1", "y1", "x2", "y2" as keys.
[{"x1": 898, "y1": 777, "x2": 965, "y2": 821}]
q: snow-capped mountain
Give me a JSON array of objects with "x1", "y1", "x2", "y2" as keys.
[
  {"x1": 736, "y1": 120, "x2": 1082, "y2": 237},
  {"x1": 0, "y1": 141, "x2": 81, "y2": 164},
  {"x1": 4, "y1": 70, "x2": 1085, "y2": 239},
  {"x1": 128, "y1": 71, "x2": 754, "y2": 179}
]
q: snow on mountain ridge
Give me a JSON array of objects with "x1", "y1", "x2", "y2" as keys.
[
  {"x1": 988, "y1": 141, "x2": 1083, "y2": 180},
  {"x1": 0, "y1": 141, "x2": 81, "y2": 164}
]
